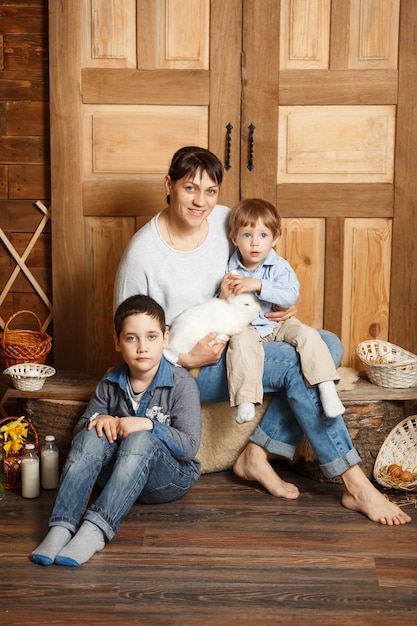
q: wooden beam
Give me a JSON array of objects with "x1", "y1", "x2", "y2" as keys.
[
  {"x1": 277, "y1": 184, "x2": 394, "y2": 217},
  {"x1": 279, "y1": 70, "x2": 398, "y2": 105},
  {"x1": 82, "y1": 68, "x2": 210, "y2": 104}
]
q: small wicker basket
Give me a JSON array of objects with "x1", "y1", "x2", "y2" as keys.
[
  {"x1": 0, "y1": 417, "x2": 39, "y2": 489},
  {"x1": 373, "y1": 416, "x2": 417, "y2": 491},
  {"x1": 0, "y1": 310, "x2": 52, "y2": 369},
  {"x1": 356, "y1": 340, "x2": 417, "y2": 388},
  {"x1": 3, "y1": 362, "x2": 56, "y2": 391}
]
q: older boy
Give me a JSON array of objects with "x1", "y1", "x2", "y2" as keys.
[{"x1": 31, "y1": 294, "x2": 201, "y2": 566}]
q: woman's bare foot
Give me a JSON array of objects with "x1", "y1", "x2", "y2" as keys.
[
  {"x1": 233, "y1": 442, "x2": 299, "y2": 499},
  {"x1": 340, "y1": 465, "x2": 412, "y2": 525}
]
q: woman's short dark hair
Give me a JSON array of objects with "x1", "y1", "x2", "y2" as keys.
[
  {"x1": 168, "y1": 146, "x2": 223, "y2": 186},
  {"x1": 114, "y1": 294, "x2": 166, "y2": 338}
]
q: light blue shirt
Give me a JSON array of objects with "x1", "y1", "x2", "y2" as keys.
[{"x1": 226, "y1": 249, "x2": 299, "y2": 337}]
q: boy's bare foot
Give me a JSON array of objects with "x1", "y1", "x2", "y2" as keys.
[
  {"x1": 340, "y1": 465, "x2": 412, "y2": 525},
  {"x1": 233, "y1": 442, "x2": 299, "y2": 499}
]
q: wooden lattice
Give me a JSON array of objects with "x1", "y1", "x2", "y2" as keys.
[{"x1": 0, "y1": 201, "x2": 52, "y2": 332}]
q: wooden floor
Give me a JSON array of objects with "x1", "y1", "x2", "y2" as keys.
[{"x1": 1, "y1": 462, "x2": 416, "y2": 625}]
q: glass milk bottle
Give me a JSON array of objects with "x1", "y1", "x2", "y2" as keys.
[
  {"x1": 21, "y1": 443, "x2": 40, "y2": 498},
  {"x1": 41, "y1": 435, "x2": 59, "y2": 489}
]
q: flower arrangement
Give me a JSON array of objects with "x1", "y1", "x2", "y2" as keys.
[{"x1": 0, "y1": 416, "x2": 28, "y2": 456}]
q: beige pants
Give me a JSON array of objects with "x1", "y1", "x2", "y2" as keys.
[{"x1": 226, "y1": 319, "x2": 340, "y2": 407}]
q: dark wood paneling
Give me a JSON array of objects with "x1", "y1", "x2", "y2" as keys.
[
  {"x1": 0, "y1": 164, "x2": 7, "y2": 198},
  {"x1": 3, "y1": 35, "x2": 48, "y2": 70},
  {"x1": 0, "y1": 70, "x2": 47, "y2": 100},
  {"x1": 0, "y1": 136, "x2": 49, "y2": 164},
  {"x1": 0, "y1": 199, "x2": 51, "y2": 231},
  {"x1": 0, "y1": 4, "x2": 47, "y2": 34},
  {"x1": 9, "y1": 164, "x2": 51, "y2": 198},
  {"x1": 0, "y1": 0, "x2": 51, "y2": 332},
  {"x1": 6, "y1": 101, "x2": 49, "y2": 135}
]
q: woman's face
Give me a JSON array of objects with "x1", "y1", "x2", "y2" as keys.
[{"x1": 165, "y1": 169, "x2": 220, "y2": 227}]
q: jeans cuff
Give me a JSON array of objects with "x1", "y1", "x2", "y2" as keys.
[
  {"x1": 320, "y1": 448, "x2": 362, "y2": 479},
  {"x1": 249, "y1": 426, "x2": 297, "y2": 461}
]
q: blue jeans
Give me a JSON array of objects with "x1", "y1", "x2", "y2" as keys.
[
  {"x1": 195, "y1": 330, "x2": 361, "y2": 478},
  {"x1": 49, "y1": 429, "x2": 198, "y2": 541}
]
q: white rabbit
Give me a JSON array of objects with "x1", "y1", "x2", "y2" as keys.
[{"x1": 168, "y1": 292, "x2": 260, "y2": 355}]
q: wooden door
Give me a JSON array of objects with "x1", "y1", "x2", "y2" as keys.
[
  {"x1": 50, "y1": 1, "x2": 417, "y2": 373},
  {"x1": 240, "y1": 0, "x2": 416, "y2": 370},
  {"x1": 49, "y1": 0, "x2": 242, "y2": 371}
]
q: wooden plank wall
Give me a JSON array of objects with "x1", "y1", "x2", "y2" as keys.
[{"x1": 0, "y1": 0, "x2": 51, "y2": 334}]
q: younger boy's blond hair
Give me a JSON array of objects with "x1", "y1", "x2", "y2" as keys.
[{"x1": 228, "y1": 198, "x2": 282, "y2": 241}]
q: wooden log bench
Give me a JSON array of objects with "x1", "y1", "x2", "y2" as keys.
[{"x1": 2, "y1": 370, "x2": 417, "y2": 482}]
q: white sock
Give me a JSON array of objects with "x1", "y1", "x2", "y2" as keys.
[
  {"x1": 318, "y1": 380, "x2": 346, "y2": 418},
  {"x1": 236, "y1": 402, "x2": 256, "y2": 424},
  {"x1": 55, "y1": 520, "x2": 106, "y2": 567},
  {"x1": 31, "y1": 526, "x2": 72, "y2": 566}
]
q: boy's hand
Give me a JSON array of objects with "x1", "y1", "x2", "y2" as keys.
[
  {"x1": 116, "y1": 416, "x2": 153, "y2": 438},
  {"x1": 88, "y1": 414, "x2": 119, "y2": 443},
  {"x1": 223, "y1": 272, "x2": 261, "y2": 296}
]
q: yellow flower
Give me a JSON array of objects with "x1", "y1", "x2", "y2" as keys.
[{"x1": 0, "y1": 416, "x2": 28, "y2": 456}]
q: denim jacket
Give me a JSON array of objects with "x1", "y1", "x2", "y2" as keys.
[{"x1": 74, "y1": 357, "x2": 201, "y2": 473}]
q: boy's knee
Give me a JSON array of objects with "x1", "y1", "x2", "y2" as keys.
[{"x1": 121, "y1": 430, "x2": 157, "y2": 455}]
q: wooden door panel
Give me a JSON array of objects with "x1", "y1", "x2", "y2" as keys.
[
  {"x1": 278, "y1": 105, "x2": 395, "y2": 183},
  {"x1": 241, "y1": 0, "x2": 402, "y2": 370},
  {"x1": 276, "y1": 218, "x2": 325, "y2": 330},
  {"x1": 85, "y1": 216, "x2": 135, "y2": 370},
  {"x1": 85, "y1": 0, "x2": 137, "y2": 68},
  {"x1": 83, "y1": 105, "x2": 208, "y2": 175},
  {"x1": 342, "y1": 218, "x2": 392, "y2": 369}
]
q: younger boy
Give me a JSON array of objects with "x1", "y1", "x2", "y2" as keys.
[
  {"x1": 221, "y1": 198, "x2": 345, "y2": 424},
  {"x1": 31, "y1": 294, "x2": 202, "y2": 567}
]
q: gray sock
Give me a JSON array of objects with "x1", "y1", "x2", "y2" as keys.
[
  {"x1": 31, "y1": 526, "x2": 72, "y2": 566},
  {"x1": 55, "y1": 520, "x2": 106, "y2": 566}
]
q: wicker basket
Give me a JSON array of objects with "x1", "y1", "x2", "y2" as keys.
[
  {"x1": 356, "y1": 340, "x2": 417, "y2": 388},
  {"x1": 3, "y1": 363, "x2": 56, "y2": 391},
  {"x1": 0, "y1": 310, "x2": 52, "y2": 369},
  {"x1": 0, "y1": 417, "x2": 39, "y2": 489},
  {"x1": 373, "y1": 416, "x2": 417, "y2": 491}
]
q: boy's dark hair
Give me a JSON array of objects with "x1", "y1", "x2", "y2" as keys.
[
  {"x1": 228, "y1": 198, "x2": 282, "y2": 241},
  {"x1": 114, "y1": 295, "x2": 166, "y2": 338},
  {"x1": 167, "y1": 146, "x2": 223, "y2": 205}
]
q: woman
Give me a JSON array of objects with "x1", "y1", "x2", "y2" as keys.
[{"x1": 115, "y1": 146, "x2": 410, "y2": 526}]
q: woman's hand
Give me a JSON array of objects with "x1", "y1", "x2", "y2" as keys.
[
  {"x1": 177, "y1": 332, "x2": 227, "y2": 368},
  {"x1": 265, "y1": 298, "x2": 300, "y2": 323}
]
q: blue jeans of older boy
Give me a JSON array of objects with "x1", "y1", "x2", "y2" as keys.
[
  {"x1": 195, "y1": 330, "x2": 360, "y2": 479},
  {"x1": 49, "y1": 429, "x2": 197, "y2": 541}
]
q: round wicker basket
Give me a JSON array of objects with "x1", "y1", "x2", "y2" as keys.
[
  {"x1": 373, "y1": 416, "x2": 417, "y2": 491},
  {"x1": 0, "y1": 310, "x2": 52, "y2": 369},
  {"x1": 3, "y1": 363, "x2": 56, "y2": 391},
  {"x1": 356, "y1": 340, "x2": 417, "y2": 388}
]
